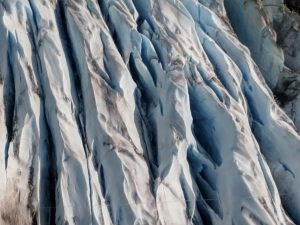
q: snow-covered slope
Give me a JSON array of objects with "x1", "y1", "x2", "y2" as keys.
[{"x1": 0, "y1": 0, "x2": 299, "y2": 225}]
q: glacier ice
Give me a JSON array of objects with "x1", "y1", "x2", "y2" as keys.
[{"x1": 0, "y1": 0, "x2": 300, "y2": 225}]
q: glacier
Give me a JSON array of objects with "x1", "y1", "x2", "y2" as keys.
[{"x1": 0, "y1": 0, "x2": 300, "y2": 225}]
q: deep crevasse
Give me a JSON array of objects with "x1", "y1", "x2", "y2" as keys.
[{"x1": 0, "y1": 0, "x2": 299, "y2": 225}]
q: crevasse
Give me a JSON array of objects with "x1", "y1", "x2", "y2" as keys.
[{"x1": 0, "y1": 0, "x2": 299, "y2": 225}]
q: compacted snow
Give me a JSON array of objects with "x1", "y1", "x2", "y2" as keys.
[{"x1": 0, "y1": 0, "x2": 299, "y2": 225}]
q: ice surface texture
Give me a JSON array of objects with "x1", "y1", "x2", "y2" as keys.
[{"x1": 0, "y1": 0, "x2": 299, "y2": 225}]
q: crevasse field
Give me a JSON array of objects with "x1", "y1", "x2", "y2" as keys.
[{"x1": 0, "y1": 0, "x2": 300, "y2": 225}]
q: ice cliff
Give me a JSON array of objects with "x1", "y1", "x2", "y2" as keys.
[{"x1": 0, "y1": 0, "x2": 300, "y2": 225}]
